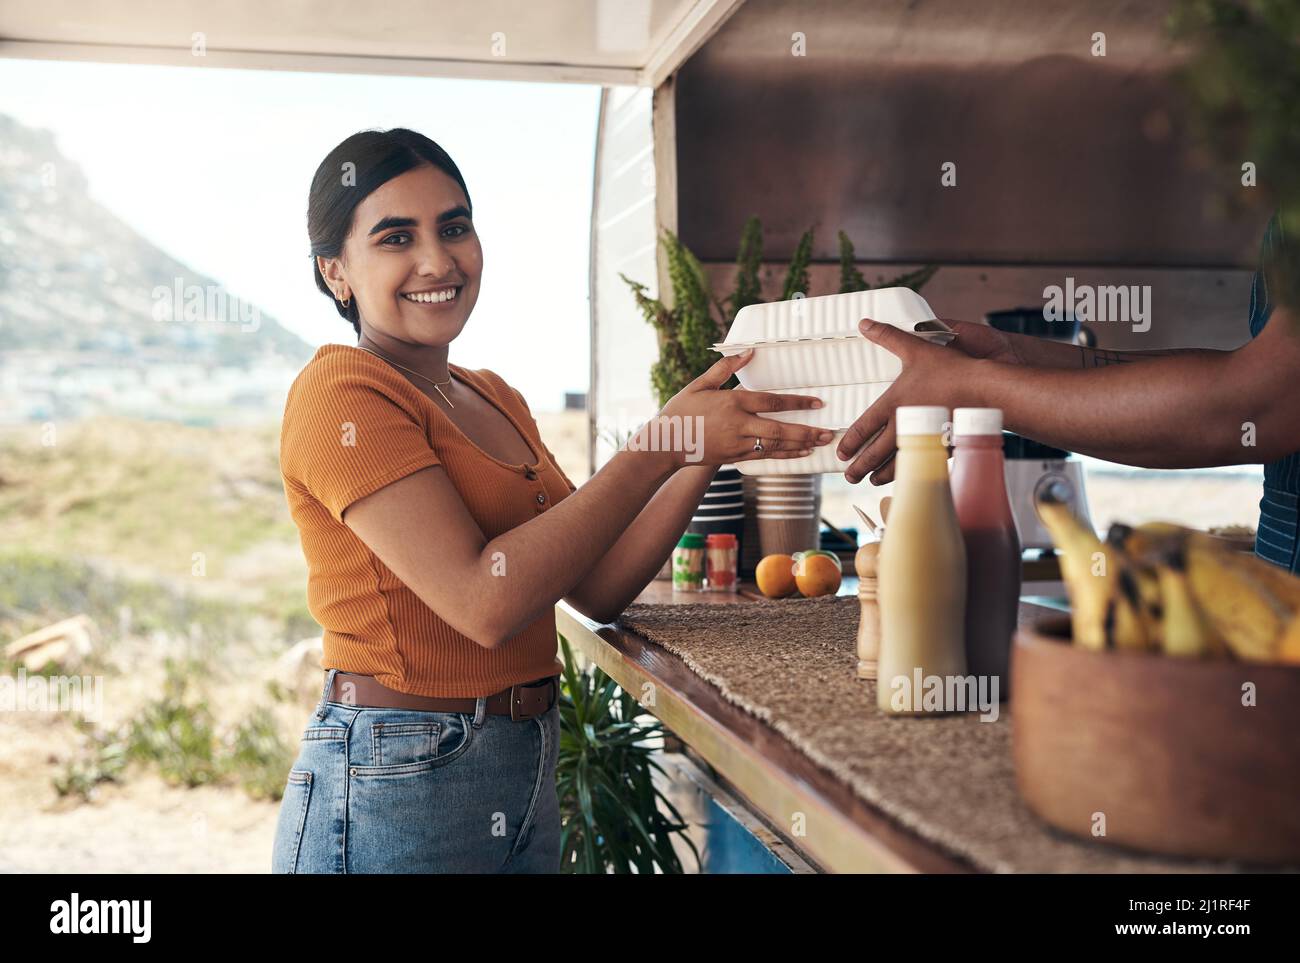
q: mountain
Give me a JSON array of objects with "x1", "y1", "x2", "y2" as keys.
[{"x1": 0, "y1": 113, "x2": 315, "y2": 422}]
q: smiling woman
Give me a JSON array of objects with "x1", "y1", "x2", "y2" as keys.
[
  {"x1": 308, "y1": 128, "x2": 480, "y2": 343},
  {"x1": 270, "y1": 127, "x2": 835, "y2": 875}
]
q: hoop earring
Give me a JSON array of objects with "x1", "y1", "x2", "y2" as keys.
[{"x1": 339, "y1": 294, "x2": 350, "y2": 309}]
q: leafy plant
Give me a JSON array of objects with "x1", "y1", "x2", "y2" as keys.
[
  {"x1": 623, "y1": 230, "x2": 725, "y2": 408},
  {"x1": 781, "y1": 229, "x2": 815, "y2": 301},
  {"x1": 556, "y1": 635, "x2": 700, "y2": 874},
  {"x1": 727, "y1": 215, "x2": 765, "y2": 320},
  {"x1": 623, "y1": 220, "x2": 940, "y2": 407},
  {"x1": 837, "y1": 231, "x2": 941, "y2": 294},
  {"x1": 837, "y1": 230, "x2": 870, "y2": 293},
  {"x1": 125, "y1": 659, "x2": 219, "y2": 787},
  {"x1": 54, "y1": 717, "x2": 130, "y2": 799},
  {"x1": 54, "y1": 657, "x2": 294, "y2": 802},
  {"x1": 221, "y1": 706, "x2": 297, "y2": 801}
]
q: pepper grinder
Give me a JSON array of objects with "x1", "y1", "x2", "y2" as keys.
[
  {"x1": 853, "y1": 506, "x2": 883, "y2": 680},
  {"x1": 855, "y1": 541, "x2": 881, "y2": 679}
]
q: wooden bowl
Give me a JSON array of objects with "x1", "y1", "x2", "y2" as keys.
[{"x1": 1012, "y1": 615, "x2": 1300, "y2": 864}]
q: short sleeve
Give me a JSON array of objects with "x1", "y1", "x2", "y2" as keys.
[{"x1": 281, "y1": 358, "x2": 442, "y2": 523}]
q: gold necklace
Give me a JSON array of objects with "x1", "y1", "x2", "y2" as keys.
[{"x1": 355, "y1": 345, "x2": 455, "y2": 408}]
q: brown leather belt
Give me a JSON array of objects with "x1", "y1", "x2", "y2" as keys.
[{"x1": 328, "y1": 671, "x2": 558, "y2": 721}]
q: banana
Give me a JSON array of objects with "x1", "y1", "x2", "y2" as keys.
[
  {"x1": 1105, "y1": 521, "x2": 1193, "y2": 560},
  {"x1": 1130, "y1": 562, "x2": 1165, "y2": 650},
  {"x1": 1110, "y1": 520, "x2": 1300, "y2": 662},
  {"x1": 1279, "y1": 613, "x2": 1300, "y2": 666},
  {"x1": 1183, "y1": 541, "x2": 1292, "y2": 662},
  {"x1": 1053, "y1": 510, "x2": 1300, "y2": 662},
  {"x1": 1034, "y1": 496, "x2": 1118, "y2": 647},
  {"x1": 1153, "y1": 563, "x2": 1222, "y2": 658},
  {"x1": 1203, "y1": 544, "x2": 1300, "y2": 617},
  {"x1": 1108, "y1": 524, "x2": 1225, "y2": 655},
  {"x1": 1115, "y1": 561, "x2": 1160, "y2": 651}
]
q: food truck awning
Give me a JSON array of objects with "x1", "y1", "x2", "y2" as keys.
[{"x1": 0, "y1": 0, "x2": 745, "y2": 87}]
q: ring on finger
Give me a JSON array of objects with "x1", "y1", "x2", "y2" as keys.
[{"x1": 753, "y1": 438, "x2": 764, "y2": 453}]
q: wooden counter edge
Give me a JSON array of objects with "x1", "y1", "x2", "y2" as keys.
[{"x1": 555, "y1": 601, "x2": 973, "y2": 874}]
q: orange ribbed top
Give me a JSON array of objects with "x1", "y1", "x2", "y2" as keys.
[{"x1": 279, "y1": 343, "x2": 576, "y2": 698}]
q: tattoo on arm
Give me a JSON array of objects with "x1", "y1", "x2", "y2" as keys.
[{"x1": 1079, "y1": 347, "x2": 1200, "y2": 368}]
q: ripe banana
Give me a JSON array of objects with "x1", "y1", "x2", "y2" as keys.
[
  {"x1": 1208, "y1": 544, "x2": 1300, "y2": 615},
  {"x1": 1105, "y1": 521, "x2": 1194, "y2": 560},
  {"x1": 1109, "y1": 520, "x2": 1300, "y2": 662},
  {"x1": 1128, "y1": 562, "x2": 1165, "y2": 651},
  {"x1": 1040, "y1": 496, "x2": 1123, "y2": 647},
  {"x1": 1184, "y1": 541, "x2": 1293, "y2": 662},
  {"x1": 1153, "y1": 562, "x2": 1223, "y2": 658},
  {"x1": 1046, "y1": 509, "x2": 1300, "y2": 663},
  {"x1": 1279, "y1": 613, "x2": 1300, "y2": 665}
]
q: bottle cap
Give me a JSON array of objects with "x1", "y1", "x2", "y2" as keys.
[
  {"x1": 953, "y1": 407, "x2": 1003, "y2": 436},
  {"x1": 705, "y1": 533, "x2": 737, "y2": 547},
  {"x1": 677, "y1": 533, "x2": 705, "y2": 548},
  {"x1": 895, "y1": 406, "x2": 949, "y2": 436}
]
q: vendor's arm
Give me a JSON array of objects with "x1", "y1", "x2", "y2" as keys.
[
  {"x1": 945, "y1": 318, "x2": 1225, "y2": 368},
  {"x1": 840, "y1": 306, "x2": 1300, "y2": 484}
]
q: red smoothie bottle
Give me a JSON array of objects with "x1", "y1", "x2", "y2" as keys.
[{"x1": 950, "y1": 408, "x2": 1021, "y2": 701}]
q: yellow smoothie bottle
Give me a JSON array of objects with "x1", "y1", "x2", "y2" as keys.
[{"x1": 876, "y1": 406, "x2": 968, "y2": 714}]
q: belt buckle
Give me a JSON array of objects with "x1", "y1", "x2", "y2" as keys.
[{"x1": 509, "y1": 677, "x2": 555, "y2": 721}]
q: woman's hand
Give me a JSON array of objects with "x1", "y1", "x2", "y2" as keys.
[
  {"x1": 652, "y1": 350, "x2": 836, "y2": 468},
  {"x1": 837, "y1": 318, "x2": 989, "y2": 485}
]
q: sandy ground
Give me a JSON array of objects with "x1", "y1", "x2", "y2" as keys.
[
  {"x1": 0, "y1": 616, "x2": 319, "y2": 874},
  {"x1": 0, "y1": 723, "x2": 280, "y2": 874}
]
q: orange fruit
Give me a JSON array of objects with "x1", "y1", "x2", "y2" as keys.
[
  {"x1": 794, "y1": 552, "x2": 843, "y2": 597},
  {"x1": 756, "y1": 554, "x2": 798, "y2": 598}
]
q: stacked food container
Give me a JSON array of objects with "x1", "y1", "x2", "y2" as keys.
[{"x1": 712, "y1": 288, "x2": 956, "y2": 475}]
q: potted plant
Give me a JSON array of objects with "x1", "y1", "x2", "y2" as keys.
[
  {"x1": 556, "y1": 636, "x2": 700, "y2": 873},
  {"x1": 622, "y1": 221, "x2": 940, "y2": 575}
]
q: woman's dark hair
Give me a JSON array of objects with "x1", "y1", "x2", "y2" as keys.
[{"x1": 308, "y1": 128, "x2": 472, "y2": 336}]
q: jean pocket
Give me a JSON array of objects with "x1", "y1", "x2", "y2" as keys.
[
  {"x1": 271, "y1": 769, "x2": 313, "y2": 873},
  {"x1": 351, "y1": 710, "x2": 475, "y2": 775}
]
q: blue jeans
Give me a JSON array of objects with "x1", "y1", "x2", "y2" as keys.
[{"x1": 271, "y1": 668, "x2": 561, "y2": 873}]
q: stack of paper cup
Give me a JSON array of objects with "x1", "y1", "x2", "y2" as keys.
[
  {"x1": 756, "y1": 475, "x2": 822, "y2": 557},
  {"x1": 688, "y1": 467, "x2": 745, "y2": 547},
  {"x1": 740, "y1": 474, "x2": 761, "y2": 577}
]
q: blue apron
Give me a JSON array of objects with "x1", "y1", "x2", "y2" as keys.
[{"x1": 1248, "y1": 213, "x2": 1300, "y2": 572}]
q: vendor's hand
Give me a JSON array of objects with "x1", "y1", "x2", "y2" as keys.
[
  {"x1": 837, "y1": 318, "x2": 983, "y2": 486},
  {"x1": 652, "y1": 350, "x2": 836, "y2": 468}
]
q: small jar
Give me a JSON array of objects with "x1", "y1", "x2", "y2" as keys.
[
  {"x1": 704, "y1": 533, "x2": 738, "y2": 592},
  {"x1": 672, "y1": 533, "x2": 706, "y2": 592}
]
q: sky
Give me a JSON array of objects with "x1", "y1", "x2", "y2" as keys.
[{"x1": 0, "y1": 56, "x2": 600, "y2": 411}]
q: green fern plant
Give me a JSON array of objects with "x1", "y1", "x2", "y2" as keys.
[
  {"x1": 623, "y1": 221, "x2": 941, "y2": 407},
  {"x1": 728, "y1": 215, "x2": 765, "y2": 319},
  {"x1": 556, "y1": 635, "x2": 700, "y2": 874},
  {"x1": 837, "y1": 230, "x2": 941, "y2": 294},
  {"x1": 780, "y1": 229, "x2": 814, "y2": 301}
]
